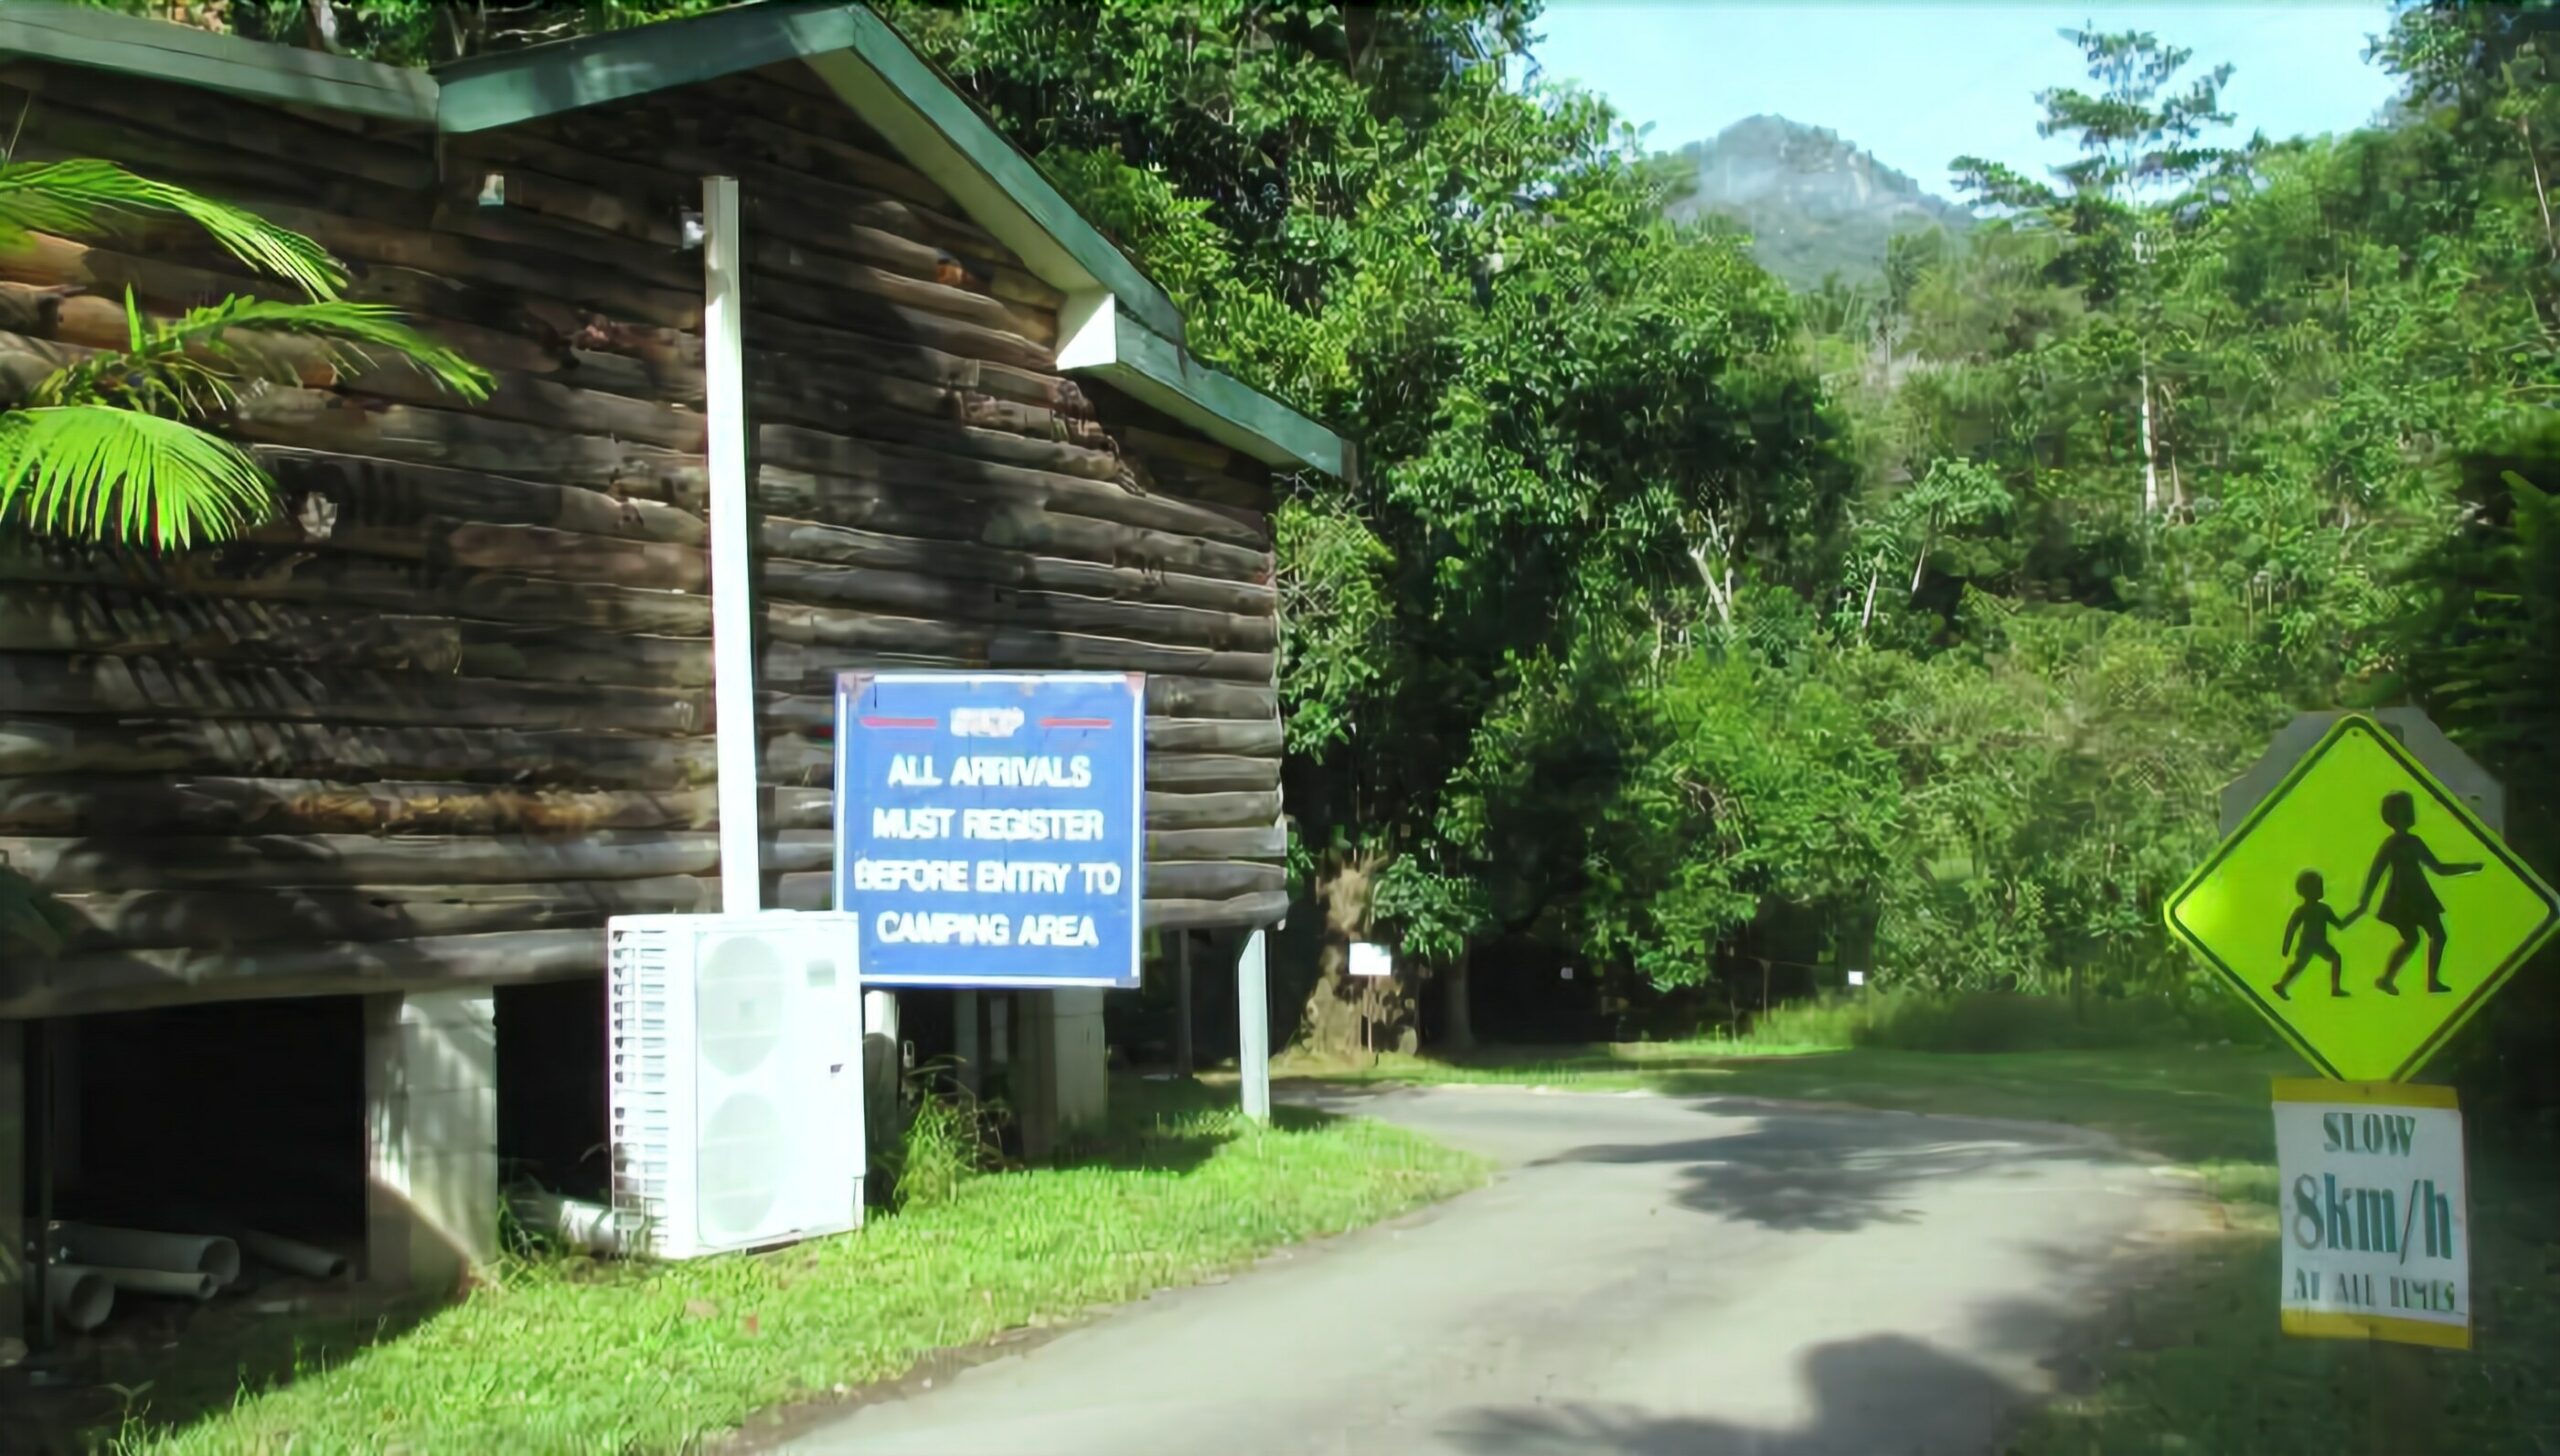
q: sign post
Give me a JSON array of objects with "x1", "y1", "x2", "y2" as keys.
[
  {"x1": 2166, "y1": 711, "x2": 2558, "y2": 1367},
  {"x1": 1350, "y1": 942, "x2": 1392, "y2": 1063}
]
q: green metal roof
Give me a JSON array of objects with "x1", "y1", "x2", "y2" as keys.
[
  {"x1": 0, "y1": 0, "x2": 1349, "y2": 479},
  {"x1": 0, "y1": 2, "x2": 435, "y2": 122}
]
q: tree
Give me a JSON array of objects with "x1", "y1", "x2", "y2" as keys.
[
  {"x1": 75, "y1": 1, "x2": 734, "y2": 66},
  {"x1": 0, "y1": 158, "x2": 489, "y2": 548},
  {"x1": 1950, "y1": 28, "x2": 2248, "y2": 520},
  {"x1": 2382, "y1": 421, "x2": 2560, "y2": 1115},
  {"x1": 893, "y1": 0, "x2": 1849, "y2": 1054}
]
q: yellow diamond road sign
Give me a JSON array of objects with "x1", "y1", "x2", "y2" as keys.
[{"x1": 2166, "y1": 714, "x2": 2560, "y2": 1082}]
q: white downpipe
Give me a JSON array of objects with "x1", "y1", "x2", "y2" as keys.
[{"x1": 703, "y1": 175, "x2": 761, "y2": 913}]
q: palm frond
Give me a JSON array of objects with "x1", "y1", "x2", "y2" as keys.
[
  {"x1": 0, "y1": 404, "x2": 274, "y2": 548},
  {"x1": 33, "y1": 289, "x2": 246, "y2": 418},
  {"x1": 0, "y1": 159, "x2": 345, "y2": 298},
  {"x1": 41, "y1": 293, "x2": 494, "y2": 411}
]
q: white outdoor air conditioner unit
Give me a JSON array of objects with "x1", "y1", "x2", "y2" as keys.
[{"x1": 606, "y1": 911, "x2": 866, "y2": 1259}]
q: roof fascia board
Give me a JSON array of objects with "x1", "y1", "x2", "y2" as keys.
[
  {"x1": 435, "y1": 1, "x2": 858, "y2": 135},
  {"x1": 793, "y1": 8, "x2": 1186, "y2": 343},
  {"x1": 1057, "y1": 291, "x2": 1346, "y2": 479},
  {"x1": 0, "y1": 1, "x2": 436, "y2": 124},
  {"x1": 434, "y1": 2, "x2": 1189, "y2": 344}
]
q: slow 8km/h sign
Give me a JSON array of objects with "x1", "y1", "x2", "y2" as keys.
[{"x1": 2165, "y1": 714, "x2": 2560, "y2": 1083}]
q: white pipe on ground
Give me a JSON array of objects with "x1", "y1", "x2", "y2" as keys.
[
  {"x1": 60, "y1": 1263, "x2": 216, "y2": 1302},
  {"x1": 44, "y1": 1264, "x2": 112, "y2": 1332},
  {"x1": 49, "y1": 1223, "x2": 240, "y2": 1287},
  {"x1": 235, "y1": 1228, "x2": 351, "y2": 1282},
  {"x1": 507, "y1": 1190, "x2": 630, "y2": 1257}
]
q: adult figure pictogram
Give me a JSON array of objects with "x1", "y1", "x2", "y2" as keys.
[{"x1": 2349, "y1": 790, "x2": 2482, "y2": 996}]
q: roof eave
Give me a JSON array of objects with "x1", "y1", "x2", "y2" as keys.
[
  {"x1": 1058, "y1": 293, "x2": 1349, "y2": 481},
  {"x1": 434, "y1": 3, "x2": 1192, "y2": 344},
  {"x1": 0, "y1": 1, "x2": 436, "y2": 124}
]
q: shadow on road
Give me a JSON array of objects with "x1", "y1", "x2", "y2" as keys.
[
  {"x1": 1530, "y1": 1102, "x2": 2131, "y2": 1233},
  {"x1": 1439, "y1": 1334, "x2": 2020, "y2": 1455}
]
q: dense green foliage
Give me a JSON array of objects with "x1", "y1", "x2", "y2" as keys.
[
  {"x1": 89, "y1": 1, "x2": 2557, "y2": 1071},
  {"x1": 885, "y1": 0, "x2": 2558, "y2": 1052},
  {"x1": 885, "y1": 0, "x2": 1852, "y2": 1047}
]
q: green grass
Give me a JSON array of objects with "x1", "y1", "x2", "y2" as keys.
[
  {"x1": 130, "y1": 1079, "x2": 1487, "y2": 1456},
  {"x1": 1281, "y1": 1037, "x2": 2559, "y2": 1455},
  {"x1": 1746, "y1": 987, "x2": 2274, "y2": 1054},
  {"x1": 2009, "y1": 1132, "x2": 2560, "y2": 1456},
  {"x1": 1291, "y1": 1040, "x2": 2290, "y2": 1164}
]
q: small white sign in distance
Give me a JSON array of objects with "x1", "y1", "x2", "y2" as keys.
[
  {"x1": 2273, "y1": 1079, "x2": 2469, "y2": 1350},
  {"x1": 1349, "y1": 942, "x2": 1392, "y2": 978}
]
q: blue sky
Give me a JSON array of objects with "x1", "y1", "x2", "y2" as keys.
[{"x1": 1529, "y1": 2, "x2": 2406, "y2": 197}]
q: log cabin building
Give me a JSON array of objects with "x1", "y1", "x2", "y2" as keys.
[{"x1": 0, "y1": 0, "x2": 1344, "y2": 1352}]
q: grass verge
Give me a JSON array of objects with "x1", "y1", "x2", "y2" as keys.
[
  {"x1": 131, "y1": 1078, "x2": 1487, "y2": 1456},
  {"x1": 2007, "y1": 1126, "x2": 2560, "y2": 1456},
  {"x1": 1280, "y1": 1040, "x2": 2559, "y2": 1455},
  {"x1": 1284, "y1": 1040, "x2": 2286, "y2": 1163}
]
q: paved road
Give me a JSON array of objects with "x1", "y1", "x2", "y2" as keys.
[{"x1": 782, "y1": 1084, "x2": 2205, "y2": 1456}]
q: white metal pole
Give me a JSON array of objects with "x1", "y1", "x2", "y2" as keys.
[
  {"x1": 702, "y1": 176, "x2": 759, "y2": 912},
  {"x1": 1238, "y1": 930, "x2": 1271, "y2": 1122}
]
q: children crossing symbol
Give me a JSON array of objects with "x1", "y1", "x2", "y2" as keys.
[{"x1": 2165, "y1": 714, "x2": 2558, "y2": 1082}]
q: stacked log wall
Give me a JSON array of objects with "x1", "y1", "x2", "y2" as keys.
[{"x1": 0, "y1": 58, "x2": 1286, "y2": 1018}]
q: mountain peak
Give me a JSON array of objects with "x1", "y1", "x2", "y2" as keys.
[{"x1": 1667, "y1": 115, "x2": 1970, "y2": 289}]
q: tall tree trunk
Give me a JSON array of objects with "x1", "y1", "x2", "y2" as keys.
[
  {"x1": 1296, "y1": 850, "x2": 1392, "y2": 1061},
  {"x1": 2521, "y1": 117, "x2": 2557, "y2": 264},
  {"x1": 1442, "y1": 947, "x2": 1476, "y2": 1054},
  {"x1": 2138, "y1": 362, "x2": 2160, "y2": 516}
]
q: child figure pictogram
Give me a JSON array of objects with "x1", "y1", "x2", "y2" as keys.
[{"x1": 2273, "y1": 869, "x2": 2346, "y2": 1001}]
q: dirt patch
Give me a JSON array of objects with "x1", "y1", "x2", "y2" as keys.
[{"x1": 1, "y1": 1268, "x2": 439, "y2": 1455}]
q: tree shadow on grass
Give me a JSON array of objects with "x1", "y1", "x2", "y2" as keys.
[
  {"x1": 0, "y1": 1285, "x2": 445, "y2": 1456},
  {"x1": 1051, "y1": 1074, "x2": 1333, "y2": 1176}
]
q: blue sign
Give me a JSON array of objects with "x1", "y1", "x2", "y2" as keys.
[{"x1": 833, "y1": 671, "x2": 1145, "y2": 989}]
